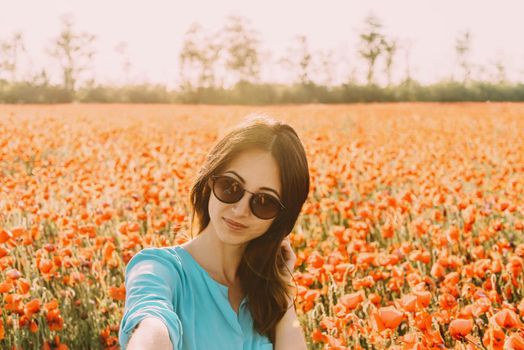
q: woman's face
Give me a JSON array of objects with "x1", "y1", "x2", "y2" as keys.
[{"x1": 207, "y1": 148, "x2": 282, "y2": 246}]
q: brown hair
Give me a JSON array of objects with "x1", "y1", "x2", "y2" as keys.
[{"x1": 188, "y1": 115, "x2": 310, "y2": 343}]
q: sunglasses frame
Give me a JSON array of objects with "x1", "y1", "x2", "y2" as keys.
[{"x1": 210, "y1": 174, "x2": 285, "y2": 220}]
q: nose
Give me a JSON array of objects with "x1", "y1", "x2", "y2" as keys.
[{"x1": 232, "y1": 192, "x2": 251, "y2": 218}]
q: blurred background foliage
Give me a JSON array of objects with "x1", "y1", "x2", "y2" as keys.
[{"x1": 1, "y1": 13, "x2": 524, "y2": 104}]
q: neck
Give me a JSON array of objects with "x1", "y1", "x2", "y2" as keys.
[{"x1": 190, "y1": 222, "x2": 247, "y2": 286}]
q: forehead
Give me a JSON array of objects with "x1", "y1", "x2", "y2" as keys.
[{"x1": 223, "y1": 149, "x2": 281, "y2": 194}]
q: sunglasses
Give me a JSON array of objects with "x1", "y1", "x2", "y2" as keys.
[{"x1": 210, "y1": 174, "x2": 285, "y2": 220}]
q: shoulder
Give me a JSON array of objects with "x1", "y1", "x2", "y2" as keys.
[{"x1": 124, "y1": 246, "x2": 185, "y2": 282}]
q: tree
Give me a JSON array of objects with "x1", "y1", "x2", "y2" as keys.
[
  {"x1": 0, "y1": 32, "x2": 26, "y2": 83},
  {"x1": 179, "y1": 22, "x2": 222, "y2": 90},
  {"x1": 31, "y1": 69, "x2": 50, "y2": 86},
  {"x1": 491, "y1": 56, "x2": 507, "y2": 84},
  {"x1": 48, "y1": 14, "x2": 96, "y2": 92},
  {"x1": 455, "y1": 30, "x2": 472, "y2": 84},
  {"x1": 115, "y1": 41, "x2": 132, "y2": 84},
  {"x1": 381, "y1": 36, "x2": 398, "y2": 87},
  {"x1": 221, "y1": 15, "x2": 261, "y2": 84},
  {"x1": 401, "y1": 38, "x2": 415, "y2": 85},
  {"x1": 358, "y1": 13, "x2": 385, "y2": 85},
  {"x1": 315, "y1": 49, "x2": 336, "y2": 86},
  {"x1": 280, "y1": 35, "x2": 313, "y2": 85}
]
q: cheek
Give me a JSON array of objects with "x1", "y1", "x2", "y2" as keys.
[
  {"x1": 208, "y1": 195, "x2": 221, "y2": 219},
  {"x1": 208, "y1": 194, "x2": 232, "y2": 223},
  {"x1": 251, "y1": 219, "x2": 274, "y2": 238}
]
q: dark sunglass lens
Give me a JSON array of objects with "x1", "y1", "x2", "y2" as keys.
[
  {"x1": 252, "y1": 194, "x2": 280, "y2": 219},
  {"x1": 215, "y1": 177, "x2": 243, "y2": 203}
]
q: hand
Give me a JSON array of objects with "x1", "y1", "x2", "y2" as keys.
[{"x1": 280, "y1": 236, "x2": 297, "y2": 282}]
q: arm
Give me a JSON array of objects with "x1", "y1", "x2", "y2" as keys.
[
  {"x1": 127, "y1": 317, "x2": 173, "y2": 350},
  {"x1": 274, "y1": 299, "x2": 308, "y2": 350},
  {"x1": 119, "y1": 248, "x2": 184, "y2": 350},
  {"x1": 274, "y1": 238, "x2": 308, "y2": 350}
]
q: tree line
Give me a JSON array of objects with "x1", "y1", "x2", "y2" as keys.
[{"x1": 1, "y1": 13, "x2": 523, "y2": 104}]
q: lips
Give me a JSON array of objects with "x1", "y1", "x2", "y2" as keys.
[{"x1": 223, "y1": 217, "x2": 248, "y2": 229}]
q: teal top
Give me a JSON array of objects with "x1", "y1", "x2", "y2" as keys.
[{"x1": 118, "y1": 246, "x2": 274, "y2": 350}]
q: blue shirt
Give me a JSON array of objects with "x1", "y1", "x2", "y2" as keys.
[{"x1": 119, "y1": 246, "x2": 274, "y2": 350}]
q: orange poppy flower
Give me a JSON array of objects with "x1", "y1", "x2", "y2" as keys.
[
  {"x1": 378, "y1": 306, "x2": 404, "y2": 329},
  {"x1": 24, "y1": 298, "x2": 41, "y2": 318},
  {"x1": 46, "y1": 308, "x2": 64, "y2": 331},
  {"x1": 311, "y1": 328, "x2": 326, "y2": 343},
  {"x1": 0, "y1": 281, "x2": 14, "y2": 293},
  {"x1": 29, "y1": 319, "x2": 38, "y2": 333},
  {"x1": 449, "y1": 318, "x2": 473, "y2": 339},
  {"x1": 338, "y1": 291, "x2": 365, "y2": 311},
  {"x1": 307, "y1": 251, "x2": 325, "y2": 268},
  {"x1": 380, "y1": 222, "x2": 394, "y2": 239},
  {"x1": 44, "y1": 299, "x2": 59, "y2": 311},
  {"x1": 304, "y1": 289, "x2": 321, "y2": 303},
  {"x1": 368, "y1": 293, "x2": 382, "y2": 305},
  {"x1": 443, "y1": 271, "x2": 460, "y2": 286},
  {"x1": 108, "y1": 284, "x2": 126, "y2": 301},
  {"x1": 5, "y1": 269, "x2": 22, "y2": 280},
  {"x1": 472, "y1": 297, "x2": 491, "y2": 317},
  {"x1": 425, "y1": 328, "x2": 445, "y2": 346},
  {"x1": 482, "y1": 325, "x2": 505, "y2": 349},
  {"x1": 38, "y1": 259, "x2": 53, "y2": 274},
  {"x1": 438, "y1": 293, "x2": 457, "y2": 310},
  {"x1": 430, "y1": 263, "x2": 445, "y2": 279},
  {"x1": 4, "y1": 294, "x2": 23, "y2": 313},
  {"x1": 446, "y1": 226, "x2": 460, "y2": 242},
  {"x1": 413, "y1": 310, "x2": 432, "y2": 331},
  {"x1": 399, "y1": 294, "x2": 418, "y2": 313},
  {"x1": 518, "y1": 299, "x2": 524, "y2": 317},
  {"x1": 0, "y1": 247, "x2": 9, "y2": 258},
  {"x1": 0, "y1": 229, "x2": 12, "y2": 244},
  {"x1": 493, "y1": 309, "x2": 522, "y2": 329},
  {"x1": 504, "y1": 333, "x2": 524, "y2": 350},
  {"x1": 412, "y1": 290, "x2": 431, "y2": 308},
  {"x1": 353, "y1": 276, "x2": 375, "y2": 289}
]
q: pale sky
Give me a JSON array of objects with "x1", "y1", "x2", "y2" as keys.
[{"x1": 1, "y1": 0, "x2": 524, "y2": 88}]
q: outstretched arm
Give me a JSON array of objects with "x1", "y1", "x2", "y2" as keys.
[
  {"x1": 127, "y1": 317, "x2": 173, "y2": 350},
  {"x1": 119, "y1": 248, "x2": 184, "y2": 350}
]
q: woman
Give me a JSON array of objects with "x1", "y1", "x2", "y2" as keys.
[{"x1": 119, "y1": 116, "x2": 310, "y2": 349}]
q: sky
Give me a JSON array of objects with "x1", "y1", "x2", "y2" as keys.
[{"x1": 1, "y1": 0, "x2": 524, "y2": 88}]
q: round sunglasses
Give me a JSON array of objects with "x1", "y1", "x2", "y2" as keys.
[{"x1": 210, "y1": 174, "x2": 285, "y2": 220}]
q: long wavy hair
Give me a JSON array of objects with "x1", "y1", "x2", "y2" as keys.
[{"x1": 188, "y1": 115, "x2": 310, "y2": 343}]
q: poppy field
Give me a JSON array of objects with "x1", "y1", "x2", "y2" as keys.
[{"x1": 1, "y1": 103, "x2": 524, "y2": 349}]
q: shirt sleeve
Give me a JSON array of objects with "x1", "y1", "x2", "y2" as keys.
[{"x1": 118, "y1": 247, "x2": 183, "y2": 350}]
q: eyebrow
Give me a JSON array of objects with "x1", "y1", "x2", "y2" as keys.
[{"x1": 223, "y1": 170, "x2": 281, "y2": 199}]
